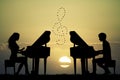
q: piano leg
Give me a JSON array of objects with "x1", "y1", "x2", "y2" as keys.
[
  {"x1": 34, "y1": 57, "x2": 39, "y2": 75},
  {"x1": 44, "y1": 58, "x2": 47, "y2": 75},
  {"x1": 85, "y1": 58, "x2": 89, "y2": 75},
  {"x1": 81, "y1": 58, "x2": 86, "y2": 76},
  {"x1": 92, "y1": 56, "x2": 96, "y2": 74},
  {"x1": 73, "y1": 58, "x2": 76, "y2": 75},
  {"x1": 85, "y1": 58, "x2": 88, "y2": 71},
  {"x1": 31, "y1": 58, "x2": 35, "y2": 74}
]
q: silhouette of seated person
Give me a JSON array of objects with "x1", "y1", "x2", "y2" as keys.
[
  {"x1": 92, "y1": 32, "x2": 112, "y2": 75},
  {"x1": 8, "y1": 32, "x2": 29, "y2": 75}
]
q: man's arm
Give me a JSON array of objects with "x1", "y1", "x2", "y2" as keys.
[{"x1": 94, "y1": 50, "x2": 103, "y2": 56}]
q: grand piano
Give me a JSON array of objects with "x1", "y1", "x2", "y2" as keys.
[
  {"x1": 70, "y1": 31, "x2": 95, "y2": 75},
  {"x1": 23, "y1": 31, "x2": 51, "y2": 75}
]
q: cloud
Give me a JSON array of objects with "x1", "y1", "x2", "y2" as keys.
[
  {"x1": 111, "y1": 41, "x2": 120, "y2": 46},
  {"x1": 0, "y1": 43, "x2": 8, "y2": 51}
]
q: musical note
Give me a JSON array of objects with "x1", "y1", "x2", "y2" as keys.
[{"x1": 52, "y1": 7, "x2": 68, "y2": 45}]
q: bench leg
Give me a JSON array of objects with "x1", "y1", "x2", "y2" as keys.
[
  {"x1": 5, "y1": 66, "x2": 7, "y2": 74},
  {"x1": 114, "y1": 66, "x2": 115, "y2": 74},
  {"x1": 14, "y1": 66, "x2": 15, "y2": 74}
]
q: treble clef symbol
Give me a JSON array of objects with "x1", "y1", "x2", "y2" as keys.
[{"x1": 52, "y1": 7, "x2": 68, "y2": 45}]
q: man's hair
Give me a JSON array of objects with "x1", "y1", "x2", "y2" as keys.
[{"x1": 98, "y1": 32, "x2": 106, "y2": 40}]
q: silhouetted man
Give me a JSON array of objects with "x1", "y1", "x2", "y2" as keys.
[
  {"x1": 92, "y1": 32, "x2": 111, "y2": 75},
  {"x1": 8, "y1": 32, "x2": 29, "y2": 75}
]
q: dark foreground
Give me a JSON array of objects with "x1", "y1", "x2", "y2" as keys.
[{"x1": 0, "y1": 74, "x2": 120, "y2": 80}]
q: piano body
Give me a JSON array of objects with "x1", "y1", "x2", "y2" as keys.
[
  {"x1": 70, "y1": 31, "x2": 95, "y2": 75},
  {"x1": 23, "y1": 31, "x2": 51, "y2": 75}
]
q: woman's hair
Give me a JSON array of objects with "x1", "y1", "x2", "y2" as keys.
[{"x1": 8, "y1": 32, "x2": 19, "y2": 48}]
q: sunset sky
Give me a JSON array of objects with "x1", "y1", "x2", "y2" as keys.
[{"x1": 0, "y1": 0, "x2": 120, "y2": 75}]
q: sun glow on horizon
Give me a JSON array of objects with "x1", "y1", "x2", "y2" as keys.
[{"x1": 59, "y1": 56, "x2": 71, "y2": 68}]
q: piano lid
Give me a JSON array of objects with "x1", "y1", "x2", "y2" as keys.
[
  {"x1": 32, "y1": 31, "x2": 51, "y2": 47},
  {"x1": 69, "y1": 31, "x2": 88, "y2": 47}
]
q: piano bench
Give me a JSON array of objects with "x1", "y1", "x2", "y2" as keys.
[
  {"x1": 4, "y1": 60, "x2": 15, "y2": 74},
  {"x1": 106, "y1": 60, "x2": 116, "y2": 74}
]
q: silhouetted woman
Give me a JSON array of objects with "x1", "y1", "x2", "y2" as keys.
[{"x1": 8, "y1": 32, "x2": 29, "y2": 75}]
